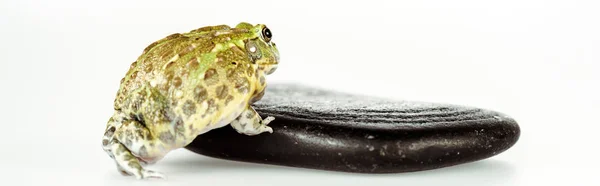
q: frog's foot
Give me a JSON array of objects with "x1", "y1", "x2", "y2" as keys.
[
  {"x1": 116, "y1": 159, "x2": 155, "y2": 176},
  {"x1": 108, "y1": 139, "x2": 166, "y2": 179},
  {"x1": 104, "y1": 119, "x2": 169, "y2": 180},
  {"x1": 230, "y1": 105, "x2": 274, "y2": 135}
]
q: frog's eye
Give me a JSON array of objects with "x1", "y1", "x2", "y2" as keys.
[{"x1": 262, "y1": 27, "x2": 272, "y2": 42}]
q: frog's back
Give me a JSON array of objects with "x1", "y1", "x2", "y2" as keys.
[{"x1": 113, "y1": 25, "x2": 242, "y2": 111}]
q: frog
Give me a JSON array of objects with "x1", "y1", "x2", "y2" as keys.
[{"x1": 101, "y1": 22, "x2": 279, "y2": 179}]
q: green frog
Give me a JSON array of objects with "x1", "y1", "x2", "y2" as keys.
[{"x1": 101, "y1": 22, "x2": 279, "y2": 179}]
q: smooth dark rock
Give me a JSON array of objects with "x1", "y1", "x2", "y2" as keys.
[{"x1": 185, "y1": 83, "x2": 520, "y2": 173}]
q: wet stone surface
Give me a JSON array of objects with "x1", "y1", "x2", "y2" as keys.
[{"x1": 185, "y1": 83, "x2": 520, "y2": 173}]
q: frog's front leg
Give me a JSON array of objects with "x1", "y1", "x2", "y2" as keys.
[{"x1": 230, "y1": 105, "x2": 274, "y2": 135}]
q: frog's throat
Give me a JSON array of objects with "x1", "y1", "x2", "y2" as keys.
[{"x1": 261, "y1": 64, "x2": 278, "y2": 75}]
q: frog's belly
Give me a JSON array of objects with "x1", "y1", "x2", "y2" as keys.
[{"x1": 195, "y1": 106, "x2": 245, "y2": 135}]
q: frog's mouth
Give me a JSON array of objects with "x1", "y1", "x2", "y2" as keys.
[{"x1": 262, "y1": 64, "x2": 278, "y2": 75}]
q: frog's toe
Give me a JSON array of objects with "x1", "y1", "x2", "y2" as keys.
[
  {"x1": 264, "y1": 126, "x2": 273, "y2": 133},
  {"x1": 262, "y1": 116, "x2": 275, "y2": 125},
  {"x1": 138, "y1": 169, "x2": 166, "y2": 180},
  {"x1": 254, "y1": 125, "x2": 273, "y2": 134}
]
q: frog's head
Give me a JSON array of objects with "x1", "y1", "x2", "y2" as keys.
[{"x1": 236, "y1": 23, "x2": 279, "y2": 75}]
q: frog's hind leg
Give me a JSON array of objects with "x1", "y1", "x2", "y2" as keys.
[
  {"x1": 102, "y1": 113, "x2": 166, "y2": 179},
  {"x1": 102, "y1": 113, "x2": 123, "y2": 160},
  {"x1": 230, "y1": 105, "x2": 274, "y2": 135},
  {"x1": 108, "y1": 137, "x2": 165, "y2": 179},
  {"x1": 102, "y1": 114, "x2": 134, "y2": 176}
]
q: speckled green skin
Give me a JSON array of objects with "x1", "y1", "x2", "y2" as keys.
[{"x1": 101, "y1": 22, "x2": 279, "y2": 179}]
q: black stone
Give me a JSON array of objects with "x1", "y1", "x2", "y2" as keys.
[{"x1": 185, "y1": 83, "x2": 520, "y2": 173}]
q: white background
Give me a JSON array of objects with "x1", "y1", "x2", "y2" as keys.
[{"x1": 1, "y1": 0, "x2": 598, "y2": 185}]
